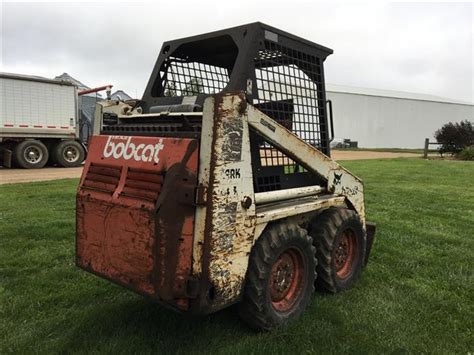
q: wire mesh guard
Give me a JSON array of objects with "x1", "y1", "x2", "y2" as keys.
[
  {"x1": 251, "y1": 40, "x2": 327, "y2": 191},
  {"x1": 153, "y1": 35, "x2": 328, "y2": 192},
  {"x1": 160, "y1": 57, "x2": 230, "y2": 96},
  {"x1": 254, "y1": 39, "x2": 326, "y2": 166}
]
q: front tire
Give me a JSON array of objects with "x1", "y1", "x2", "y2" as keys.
[
  {"x1": 53, "y1": 140, "x2": 85, "y2": 167},
  {"x1": 13, "y1": 140, "x2": 49, "y2": 169},
  {"x1": 239, "y1": 222, "x2": 316, "y2": 331},
  {"x1": 310, "y1": 208, "x2": 366, "y2": 293}
]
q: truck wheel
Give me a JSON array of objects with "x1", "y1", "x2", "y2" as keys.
[
  {"x1": 13, "y1": 140, "x2": 49, "y2": 169},
  {"x1": 53, "y1": 140, "x2": 85, "y2": 167},
  {"x1": 310, "y1": 208, "x2": 366, "y2": 293},
  {"x1": 239, "y1": 223, "x2": 316, "y2": 331}
]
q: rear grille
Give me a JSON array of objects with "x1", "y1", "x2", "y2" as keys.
[
  {"x1": 101, "y1": 123, "x2": 201, "y2": 138},
  {"x1": 82, "y1": 164, "x2": 121, "y2": 194},
  {"x1": 121, "y1": 168, "x2": 163, "y2": 203}
]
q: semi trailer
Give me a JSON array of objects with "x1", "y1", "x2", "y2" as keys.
[
  {"x1": 76, "y1": 23, "x2": 376, "y2": 330},
  {"x1": 0, "y1": 72, "x2": 86, "y2": 168}
]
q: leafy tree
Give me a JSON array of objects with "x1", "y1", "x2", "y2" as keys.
[
  {"x1": 182, "y1": 77, "x2": 204, "y2": 96},
  {"x1": 458, "y1": 146, "x2": 474, "y2": 161},
  {"x1": 434, "y1": 120, "x2": 473, "y2": 155},
  {"x1": 164, "y1": 82, "x2": 177, "y2": 97}
]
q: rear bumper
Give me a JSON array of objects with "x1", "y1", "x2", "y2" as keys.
[{"x1": 364, "y1": 222, "x2": 376, "y2": 266}]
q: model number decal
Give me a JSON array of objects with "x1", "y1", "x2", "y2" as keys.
[
  {"x1": 103, "y1": 136, "x2": 164, "y2": 163},
  {"x1": 224, "y1": 168, "x2": 241, "y2": 179},
  {"x1": 341, "y1": 185, "x2": 360, "y2": 196}
]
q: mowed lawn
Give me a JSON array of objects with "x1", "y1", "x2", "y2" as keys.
[{"x1": 0, "y1": 159, "x2": 473, "y2": 354}]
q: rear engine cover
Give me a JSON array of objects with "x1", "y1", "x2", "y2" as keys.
[{"x1": 76, "y1": 135, "x2": 199, "y2": 310}]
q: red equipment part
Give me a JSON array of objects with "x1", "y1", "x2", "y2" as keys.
[
  {"x1": 78, "y1": 85, "x2": 113, "y2": 96},
  {"x1": 76, "y1": 135, "x2": 199, "y2": 310}
]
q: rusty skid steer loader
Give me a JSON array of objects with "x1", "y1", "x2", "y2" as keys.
[{"x1": 76, "y1": 23, "x2": 376, "y2": 330}]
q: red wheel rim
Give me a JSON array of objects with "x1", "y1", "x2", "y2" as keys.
[
  {"x1": 334, "y1": 229, "x2": 358, "y2": 279},
  {"x1": 269, "y1": 247, "x2": 306, "y2": 312}
]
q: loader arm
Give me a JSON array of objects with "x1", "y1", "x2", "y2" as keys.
[{"x1": 246, "y1": 104, "x2": 366, "y2": 227}]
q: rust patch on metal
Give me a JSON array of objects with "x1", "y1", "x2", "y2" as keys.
[
  {"x1": 212, "y1": 202, "x2": 237, "y2": 252},
  {"x1": 76, "y1": 198, "x2": 156, "y2": 296},
  {"x1": 193, "y1": 94, "x2": 223, "y2": 313},
  {"x1": 193, "y1": 92, "x2": 257, "y2": 314},
  {"x1": 237, "y1": 95, "x2": 247, "y2": 116},
  {"x1": 153, "y1": 140, "x2": 199, "y2": 304},
  {"x1": 220, "y1": 119, "x2": 243, "y2": 161}
]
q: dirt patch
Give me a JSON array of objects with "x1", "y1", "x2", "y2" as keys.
[
  {"x1": 332, "y1": 150, "x2": 419, "y2": 161},
  {"x1": 0, "y1": 167, "x2": 83, "y2": 185},
  {"x1": 0, "y1": 151, "x2": 420, "y2": 185}
]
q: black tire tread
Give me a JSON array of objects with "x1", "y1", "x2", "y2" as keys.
[
  {"x1": 310, "y1": 208, "x2": 364, "y2": 293},
  {"x1": 13, "y1": 140, "x2": 49, "y2": 169},
  {"x1": 239, "y1": 222, "x2": 316, "y2": 331},
  {"x1": 53, "y1": 140, "x2": 85, "y2": 168}
]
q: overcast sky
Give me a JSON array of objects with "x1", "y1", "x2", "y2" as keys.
[{"x1": 1, "y1": 1, "x2": 473, "y2": 103}]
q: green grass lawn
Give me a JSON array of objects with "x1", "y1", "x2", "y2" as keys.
[{"x1": 1, "y1": 159, "x2": 473, "y2": 354}]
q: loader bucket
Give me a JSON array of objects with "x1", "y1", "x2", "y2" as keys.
[{"x1": 76, "y1": 135, "x2": 199, "y2": 310}]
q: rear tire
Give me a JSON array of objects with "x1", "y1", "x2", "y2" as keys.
[
  {"x1": 239, "y1": 222, "x2": 316, "y2": 331},
  {"x1": 53, "y1": 140, "x2": 85, "y2": 167},
  {"x1": 13, "y1": 140, "x2": 49, "y2": 169},
  {"x1": 310, "y1": 208, "x2": 366, "y2": 293}
]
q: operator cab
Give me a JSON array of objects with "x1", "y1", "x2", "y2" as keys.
[{"x1": 101, "y1": 22, "x2": 334, "y2": 192}]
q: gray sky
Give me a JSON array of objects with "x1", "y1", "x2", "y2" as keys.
[{"x1": 1, "y1": 1, "x2": 473, "y2": 103}]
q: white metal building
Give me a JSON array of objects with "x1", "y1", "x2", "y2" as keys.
[{"x1": 326, "y1": 84, "x2": 474, "y2": 148}]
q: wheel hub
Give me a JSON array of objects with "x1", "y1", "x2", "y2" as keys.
[
  {"x1": 271, "y1": 254, "x2": 294, "y2": 296},
  {"x1": 269, "y1": 248, "x2": 305, "y2": 312},
  {"x1": 24, "y1": 147, "x2": 42, "y2": 164},
  {"x1": 334, "y1": 229, "x2": 357, "y2": 279},
  {"x1": 63, "y1": 146, "x2": 79, "y2": 162}
]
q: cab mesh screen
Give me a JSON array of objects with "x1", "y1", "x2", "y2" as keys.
[
  {"x1": 160, "y1": 58, "x2": 230, "y2": 96},
  {"x1": 252, "y1": 39, "x2": 327, "y2": 191}
]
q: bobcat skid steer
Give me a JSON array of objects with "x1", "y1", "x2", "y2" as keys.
[{"x1": 76, "y1": 22, "x2": 376, "y2": 330}]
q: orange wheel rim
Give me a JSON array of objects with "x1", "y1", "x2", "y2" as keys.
[
  {"x1": 334, "y1": 229, "x2": 358, "y2": 279},
  {"x1": 269, "y1": 248, "x2": 306, "y2": 312}
]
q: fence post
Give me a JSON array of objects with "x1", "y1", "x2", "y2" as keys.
[{"x1": 423, "y1": 138, "x2": 429, "y2": 159}]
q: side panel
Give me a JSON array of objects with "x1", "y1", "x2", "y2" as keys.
[
  {"x1": 192, "y1": 94, "x2": 256, "y2": 313},
  {"x1": 0, "y1": 127, "x2": 74, "y2": 139},
  {"x1": 0, "y1": 77, "x2": 76, "y2": 135},
  {"x1": 76, "y1": 135, "x2": 199, "y2": 310}
]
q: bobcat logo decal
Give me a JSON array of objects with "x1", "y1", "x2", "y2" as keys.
[{"x1": 333, "y1": 172, "x2": 343, "y2": 185}]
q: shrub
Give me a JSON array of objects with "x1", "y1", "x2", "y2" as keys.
[
  {"x1": 457, "y1": 146, "x2": 474, "y2": 161},
  {"x1": 434, "y1": 120, "x2": 474, "y2": 155}
]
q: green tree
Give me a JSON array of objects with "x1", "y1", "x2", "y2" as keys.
[
  {"x1": 182, "y1": 77, "x2": 204, "y2": 96},
  {"x1": 434, "y1": 120, "x2": 473, "y2": 155},
  {"x1": 164, "y1": 82, "x2": 177, "y2": 97}
]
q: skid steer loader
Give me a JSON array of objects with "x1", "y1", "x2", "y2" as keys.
[{"x1": 76, "y1": 22, "x2": 376, "y2": 330}]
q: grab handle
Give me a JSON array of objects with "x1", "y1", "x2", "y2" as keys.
[{"x1": 326, "y1": 99, "x2": 334, "y2": 142}]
